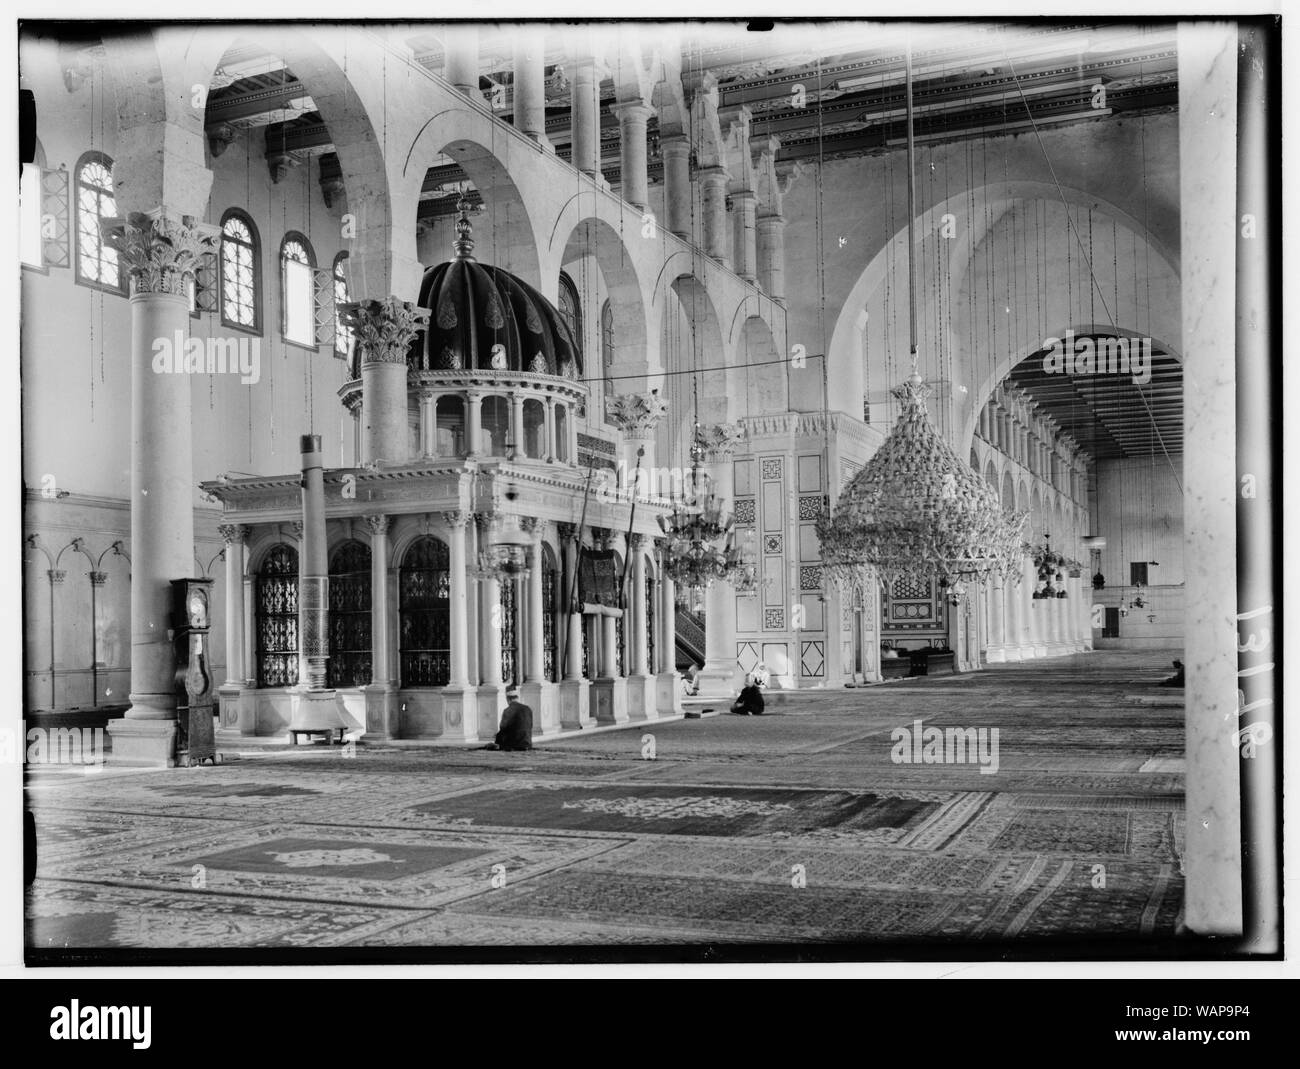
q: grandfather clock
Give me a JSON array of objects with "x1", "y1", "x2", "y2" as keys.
[{"x1": 172, "y1": 577, "x2": 217, "y2": 766}]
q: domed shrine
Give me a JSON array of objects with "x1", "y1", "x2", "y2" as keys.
[{"x1": 203, "y1": 196, "x2": 682, "y2": 744}]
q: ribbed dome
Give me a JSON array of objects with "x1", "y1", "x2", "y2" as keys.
[{"x1": 406, "y1": 197, "x2": 582, "y2": 379}]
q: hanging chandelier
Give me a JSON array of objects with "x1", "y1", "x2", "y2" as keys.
[
  {"x1": 816, "y1": 374, "x2": 1026, "y2": 593},
  {"x1": 658, "y1": 423, "x2": 759, "y2": 611},
  {"x1": 474, "y1": 484, "x2": 533, "y2": 581}
]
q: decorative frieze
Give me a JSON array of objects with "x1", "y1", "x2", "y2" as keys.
[
  {"x1": 100, "y1": 208, "x2": 220, "y2": 298},
  {"x1": 341, "y1": 296, "x2": 430, "y2": 365}
]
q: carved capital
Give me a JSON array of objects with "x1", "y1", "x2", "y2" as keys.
[
  {"x1": 218, "y1": 523, "x2": 249, "y2": 547},
  {"x1": 88, "y1": 570, "x2": 108, "y2": 586},
  {"x1": 341, "y1": 296, "x2": 430, "y2": 365},
  {"x1": 442, "y1": 510, "x2": 468, "y2": 529},
  {"x1": 288, "y1": 521, "x2": 304, "y2": 539},
  {"x1": 556, "y1": 522, "x2": 576, "y2": 542},
  {"x1": 606, "y1": 390, "x2": 669, "y2": 439},
  {"x1": 628, "y1": 533, "x2": 645, "y2": 551},
  {"x1": 519, "y1": 516, "x2": 541, "y2": 536},
  {"x1": 48, "y1": 569, "x2": 66, "y2": 584},
  {"x1": 697, "y1": 421, "x2": 746, "y2": 460},
  {"x1": 100, "y1": 208, "x2": 220, "y2": 297},
  {"x1": 363, "y1": 514, "x2": 390, "y2": 537}
]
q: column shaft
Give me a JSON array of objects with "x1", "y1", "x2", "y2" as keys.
[
  {"x1": 661, "y1": 135, "x2": 691, "y2": 238},
  {"x1": 446, "y1": 515, "x2": 470, "y2": 686},
  {"x1": 570, "y1": 61, "x2": 602, "y2": 178},
  {"x1": 612, "y1": 102, "x2": 652, "y2": 211}
]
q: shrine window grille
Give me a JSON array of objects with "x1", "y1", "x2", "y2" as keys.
[
  {"x1": 399, "y1": 537, "x2": 451, "y2": 688},
  {"x1": 328, "y1": 540, "x2": 371, "y2": 688},
  {"x1": 256, "y1": 543, "x2": 299, "y2": 688}
]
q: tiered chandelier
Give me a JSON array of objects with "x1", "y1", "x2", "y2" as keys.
[
  {"x1": 814, "y1": 42, "x2": 1025, "y2": 597},
  {"x1": 658, "y1": 423, "x2": 759, "y2": 612}
]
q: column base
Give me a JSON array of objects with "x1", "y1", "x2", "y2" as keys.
[
  {"x1": 439, "y1": 687, "x2": 478, "y2": 741},
  {"x1": 590, "y1": 677, "x2": 629, "y2": 725},
  {"x1": 655, "y1": 672, "x2": 683, "y2": 718},
  {"x1": 558, "y1": 679, "x2": 594, "y2": 731},
  {"x1": 106, "y1": 718, "x2": 177, "y2": 768},
  {"x1": 519, "y1": 680, "x2": 559, "y2": 737},
  {"x1": 625, "y1": 675, "x2": 656, "y2": 721},
  {"x1": 217, "y1": 683, "x2": 243, "y2": 729},
  {"x1": 363, "y1": 682, "x2": 398, "y2": 739},
  {"x1": 476, "y1": 683, "x2": 507, "y2": 740},
  {"x1": 695, "y1": 663, "x2": 738, "y2": 699}
]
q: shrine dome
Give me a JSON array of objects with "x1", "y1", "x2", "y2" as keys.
[{"x1": 407, "y1": 197, "x2": 583, "y2": 379}]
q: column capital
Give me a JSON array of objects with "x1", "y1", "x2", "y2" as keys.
[
  {"x1": 697, "y1": 165, "x2": 730, "y2": 186},
  {"x1": 340, "y1": 296, "x2": 429, "y2": 364},
  {"x1": 442, "y1": 511, "x2": 469, "y2": 529},
  {"x1": 628, "y1": 533, "x2": 646, "y2": 551},
  {"x1": 100, "y1": 208, "x2": 220, "y2": 297},
  {"x1": 606, "y1": 390, "x2": 669, "y2": 439},
  {"x1": 519, "y1": 516, "x2": 542, "y2": 536},
  {"x1": 697, "y1": 421, "x2": 746, "y2": 460},
  {"x1": 557, "y1": 522, "x2": 577, "y2": 542},
  {"x1": 363, "y1": 514, "x2": 391, "y2": 537},
  {"x1": 610, "y1": 100, "x2": 654, "y2": 124},
  {"x1": 218, "y1": 523, "x2": 249, "y2": 546}
]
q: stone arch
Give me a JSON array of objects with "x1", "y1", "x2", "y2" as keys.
[
  {"x1": 658, "y1": 273, "x2": 730, "y2": 470},
  {"x1": 1000, "y1": 470, "x2": 1016, "y2": 511},
  {"x1": 553, "y1": 214, "x2": 651, "y2": 387},
  {"x1": 984, "y1": 458, "x2": 999, "y2": 492},
  {"x1": 734, "y1": 315, "x2": 786, "y2": 416}
]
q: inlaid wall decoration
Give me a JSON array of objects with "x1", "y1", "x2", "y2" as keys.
[
  {"x1": 733, "y1": 497, "x2": 756, "y2": 525},
  {"x1": 800, "y1": 640, "x2": 824, "y2": 678},
  {"x1": 883, "y1": 573, "x2": 947, "y2": 635},
  {"x1": 764, "y1": 607, "x2": 784, "y2": 630}
]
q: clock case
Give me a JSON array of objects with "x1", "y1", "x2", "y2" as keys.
[{"x1": 171, "y1": 577, "x2": 217, "y2": 766}]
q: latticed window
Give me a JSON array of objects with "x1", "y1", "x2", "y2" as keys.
[
  {"x1": 328, "y1": 540, "x2": 371, "y2": 688},
  {"x1": 399, "y1": 537, "x2": 451, "y2": 687},
  {"x1": 558, "y1": 271, "x2": 581, "y2": 345},
  {"x1": 220, "y1": 212, "x2": 259, "y2": 330},
  {"x1": 500, "y1": 579, "x2": 518, "y2": 686},
  {"x1": 75, "y1": 155, "x2": 120, "y2": 290},
  {"x1": 281, "y1": 234, "x2": 316, "y2": 346},
  {"x1": 257, "y1": 544, "x2": 299, "y2": 688},
  {"x1": 542, "y1": 558, "x2": 557, "y2": 682},
  {"x1": 333, "y1": 252, "x2": 353, "y2": 359}
]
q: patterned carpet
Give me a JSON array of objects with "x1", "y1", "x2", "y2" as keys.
[{"x1": 25, "y1": 649, "x2": 1189, "y2": 956}]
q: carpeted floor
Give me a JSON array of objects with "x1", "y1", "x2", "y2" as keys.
[{"x1": 25, "y1": 648, "x2": 1187, "y2": 956}]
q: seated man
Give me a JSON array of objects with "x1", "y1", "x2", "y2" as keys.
[
  {"x1": 484, "y1": 687, "x2": 534, "y2": 751},
  {"x1": 731, "y1": 674, "x2": 766, "y2": 716},
  {"x1": 682, "y1": 664, "x2": 701, "y2": 696}
]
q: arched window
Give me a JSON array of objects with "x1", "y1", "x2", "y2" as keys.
[
  {"x1": 328, "y1": 540, "x2": 371, "y2": 688},
  {"x1": 601, "y1": 299, "x2": 615, "y2": 402},
  {"x1": 399, "y1": 537, "x2": 451, "y2": 687},
  {"x1": 333, "y1": 252, "x2": 353, "y2": 360},
  {"x1": 220, "y1": 210, "x2": 260, "y2": 331},
  {"x1": 256, "y1": 544, "x2": 299, "y2": 688},
  {"x1": 74, "y1": 152, "x2": 121, "y2": 292},
  {"x1": 281, "y1": 232, "x2": 316, "y2": 347},
  {"x1": 558, "y1": 271, "x2": 582, "y2": 348}
]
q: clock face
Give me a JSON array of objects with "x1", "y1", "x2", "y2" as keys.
[{"x1": 188, "y1": 590, "x2": 208, "y2": 628}]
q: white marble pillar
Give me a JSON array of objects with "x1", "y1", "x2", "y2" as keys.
[
  {"x1": 349, "y1": 298, "x2": 427, "y2": 466},
  {"x1": 466, "y1": 390, "x2": 483, "y2": 457},
  {"x1": 419, "y1": 389, "x2": 436, "y2": 457},
  {"x1": 985, "y1": 571, "x2": 1006, "y2": 663},
  {"x1": 526, "y1": 526, "x2": 545, "y2": 682},
  {"x1": 99, "y1": 211, "x2": 217, "y2": 765},
  {"x1": 611, "y1": 101, "x2": 653, "y2": 212},
  {"x1": 443, "y1": 24, "x2": 480, "y2": 96},
  {"x1": 545, "y1": 397, "x2": 557, "y2": 462},
  {"x1": 441, "y1": 511, "x2": 475, "y2": 739},
  {"x1": 602, "y1": 614, "x2": 619, "y2": 677},
  {"x1": 695, "y1": 427, "x2": 741, "y2": 697},
  {"x1": 512, "y1": 34, "x2": 549, "y2": 146},
  {"x1": 756, "y1": 213, "x2": 786, "y2": 304},
  {"x1": 731, "y1": 189, "x2": 758, "y2": 282},
  {"x1": 570, "y1": 57, "x2": 602, "y2": 179},
  {"x1": 363, "y1": 514, "x2": 396, "y2": 737},
  {"x1": 630, "y1": 536, "x2": 648, "y2": 675},
  {"x1": 1023, "y1": 556, "x2": 1043, "y2": 658},
  {"x1": 510, "y1": 392, "x2": 525, "y2": 458},
  {"x1": 219, "y1": 525, "x2": 247, "y2": 686},
  {"x1": 661, "y1": 134, "x2": 691, "y2": 239},
  {"x1": 699, "y1": 167, "x2": 730, "y2": 266},
  {"x1": 1179, "y1": 19, "x2": 1243, "y2": 936}
]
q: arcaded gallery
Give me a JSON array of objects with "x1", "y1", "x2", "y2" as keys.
[{"x1": 18, "y1": 19, "x2": 1277, "y2": 955}]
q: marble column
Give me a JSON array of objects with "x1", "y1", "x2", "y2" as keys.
[
  {"x1": 756, "y1": 213, "x2": 786, "y2": 304},
  {"x1": 296, "y1": 435, "x2": 330, "y2": 691},
  {"x1": 731, "y1": 189, "x2": 758, "y2": 283},
  {"x1": 419, "y1": 389, "x2": 437, "y2": 457},
  {"x1": 525, "y1": 524, "x2": 545, "y2": 682},
  {"x1": 443, "y1": 24, "x2": 480, "y2": 96},
  {"x1": 512, "y1": 34, "x2": 549, "y2": 146},
  {"x1": 1023, "y1": 556, "x2": 1043, "y2": 658},
  {"x1": 695, "y1": 423, "x2": 743, "y2": 697},
  {"x1": 545, "y1": 396, "x2": 557, "y2": 462},
  {"x1": 569, "y1": 57, "x2": 603, "y2": 180},
  {"x1": 466, "y1": 390, "x2": 483, "y2": 457},
  {"x1": 101, "y1": 210, "x2": 218, "y2": 766},
  {"x1": 1001, "y1": 567, "x2": 1023, "y2": 662},
  {"x1": 985, "y1": 570, "x2": 1007, "y2": 663},
  {"x1": 477, "y1": 520, "x2": 504, "y2": 688},
  {"x1": 611, "y1": 101, "x2": 653, "y2": 212},
  {"x1": 344, "y1": 297, "x2": 428, "y2": 466},
  {"x1": 1179, "y1": 19, "x2": 1243, "y2": 936},
  {"x1": 698, "y1": 167, "x2": 731, "y2": 266},
  {"x1": 440, "y1": 511, "x2": 475, "y2": 739},
  {"x1": 362, "y1": 514, "x2": 395, "y2": 737},
  {"x1": 661, "y1": 134, "x2": 691, "y2": 239},
  {"x1": 510, "y1": 392, "x2": 525, "y2": 458},
  {"x1": 217, "y1": 524, "x2": 247, "y2": 730}
]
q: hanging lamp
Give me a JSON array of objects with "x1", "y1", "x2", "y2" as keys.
[{"x1": 815, "y1": 39, "x2": 1025, "y2": 596}]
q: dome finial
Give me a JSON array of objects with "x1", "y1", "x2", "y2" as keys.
[{"x1": 453, "y1": 190, "x2": 479, "y2": 260}]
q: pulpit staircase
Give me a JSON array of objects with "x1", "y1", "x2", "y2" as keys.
[{"x1": 675, "y1": 609, "x2": 707, "y2": 670}]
